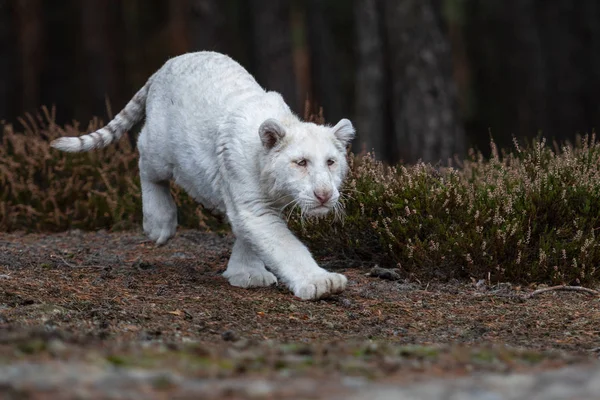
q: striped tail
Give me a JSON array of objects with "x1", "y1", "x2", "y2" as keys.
[{"x1": 51, "y1": 82, "x2": 150, "y2": 152}]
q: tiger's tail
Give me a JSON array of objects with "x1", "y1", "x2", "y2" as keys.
[{"x1": 51, "y1": 81, "x2": 151, "y2": 152}]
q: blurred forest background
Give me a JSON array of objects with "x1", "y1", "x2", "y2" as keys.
[{"x1": 1, "y1": 0, "x2": 600, "y2": 164}]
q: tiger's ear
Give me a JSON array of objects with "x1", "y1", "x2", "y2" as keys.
[
  {"x1": 259, "y1": 118, "x2": 287, "y2": 150},
  {"x1": 331, "y1": 118, "x2": 355, "y2": 147}
]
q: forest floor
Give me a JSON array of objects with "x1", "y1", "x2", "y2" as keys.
[{"x1": 1, "y1": 229, "x2": 600, "y2": 399}]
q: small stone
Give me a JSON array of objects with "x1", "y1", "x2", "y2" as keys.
[
  {"x1": 585, "y1": 369, "x2": 600, "y2": 393},
  {"x1": 245, "y1": 380, "x2": 274, "y2": 398},
  {"x1": 47, "y1": 339, "x2": 67, "y2": 356},
  {"x1": 475, "y1": 279, "x2": 487, "y2": 290},
  {"x1": 368, "y1": 266, "x2": 402, "y2": 281},
  {"x1": 232, "y1": 338, "x2": 250, "y2": 349},
  {"x1": 170, "y1": 252, "x2": 189, "y2": 259},
  {"x1": 339, "y1": 298, "x2": 353, "y2": 308},
  {"x1": 68, "y1": 229, "x2": 83, "y2": 237},
  {"x1": 342, "y1": 376, "x2": 368, "y2": 389},
  {"x1": 221, "y1": 330, "x2": 238, "y2": 342}
]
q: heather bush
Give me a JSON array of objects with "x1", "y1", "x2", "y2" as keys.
[
  {"x1": 1, "y1": 110, "x2": 599, "y2": 284},
  {"x1": 292, "y1": 136, "x2": 600, "y2": 285},
  {"x1": 0, "y1": 108, "x2": 211, "y2": 232}
]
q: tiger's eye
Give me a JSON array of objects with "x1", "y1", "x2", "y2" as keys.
[
  {"x1": 296, "y1": 159, "x2": 307, "y2": 167},
  {"x1": 327, "y1": 159, "x2": 335, "y2": 166}
]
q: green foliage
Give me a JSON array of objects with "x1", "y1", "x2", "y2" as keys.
[
  {"x1": 291, "y1": 136, "x2": 600, "y2": 285},
  {"x1": 2, "y1": 111, "x2": 600, "y2": 284}
]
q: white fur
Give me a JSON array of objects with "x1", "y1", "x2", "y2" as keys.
[{"x1": 53, "y1": 51, "x2": 355, "y2": 300}]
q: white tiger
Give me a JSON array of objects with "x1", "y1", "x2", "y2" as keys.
[{"x1": 51, "y1": 51, "x2": 355, "y2": 300}]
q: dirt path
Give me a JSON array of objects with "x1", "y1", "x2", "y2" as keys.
[{"x1": 1, "y1": 230, "x2": 599, "y2": 398}]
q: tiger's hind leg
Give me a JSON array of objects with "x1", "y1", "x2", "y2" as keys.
[{"x1": 139, "y1": 156, "x2": 177, "y2": 245}]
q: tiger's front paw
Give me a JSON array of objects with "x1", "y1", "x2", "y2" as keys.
[
  {"x1": 291, "y1": 272, "x2": 347, "y2": 300},
  {"x1": 224, "y1": 268, "x2": 278, "y2": 288}
]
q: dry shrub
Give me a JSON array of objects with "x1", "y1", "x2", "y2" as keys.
[
  {"x1": 292, "y1": 136, "x2": 600, "y2": 285},
  {"x1": 0, "y1": 107, "x2": 212, "y2": 232}
]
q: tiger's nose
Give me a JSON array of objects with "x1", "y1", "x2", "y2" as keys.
[{"x1": 314, "y1": 189, "x2": 332, "y2": 205}]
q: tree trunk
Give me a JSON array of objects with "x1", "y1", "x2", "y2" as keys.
[
  {"x1": 383, "y1": 0, "x2": 464, "y2": 164},
  {"x1": 39, "y1": 0, "x2": 79, "y2": 124},
  {"x1": 167, "y1": 0, "x2": 189, "y2": 56},
  {"x1": 187, "y1": 0, "x2": 224, "y2": 52},
  {"x1": 534, "y1": 1, "x2": 600, "y2": 139},
  {"x1": 353, "y1": 0, "x2": 388, "y2": 159},
  {"x1": 79, "y1": 0, "x2": 122, "y2": 122},
  {"x1": 462, "y1": 0, "x2": 546, "y2": 151},
  {"x1": 14, "y1": 0, "x2": 42, "y2": 118},
  {"x1": 249, "y1": 0, "x2": 298, "y2": 112},
  {"x1": 306, "y1": 0, "x2": 342, "y2": 123},
  {"x1": 0, "y1": 0, "x2": 16, "y2": 123}
]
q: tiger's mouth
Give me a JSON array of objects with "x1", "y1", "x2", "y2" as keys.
[{"x1": 306, "y1": 205, "x2": 332, "y2": 217}]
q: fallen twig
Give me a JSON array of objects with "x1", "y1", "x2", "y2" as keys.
[
  {"x1": 52, "y1": 254, "x2": 104, "y2": 269},
  {"x1": 55, "y1": 255, "x2": 78, "y2": 268},
  {"x1": 523, "y1": 285, "x2": 600, "y2": 299},
  {"x1": 474, "y1": 284, "x2": 600, "y2": 300}
]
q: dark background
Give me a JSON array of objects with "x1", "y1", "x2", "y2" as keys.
[{"x1": 1, "y1": 0, "x2": 600, "y2": 164}]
